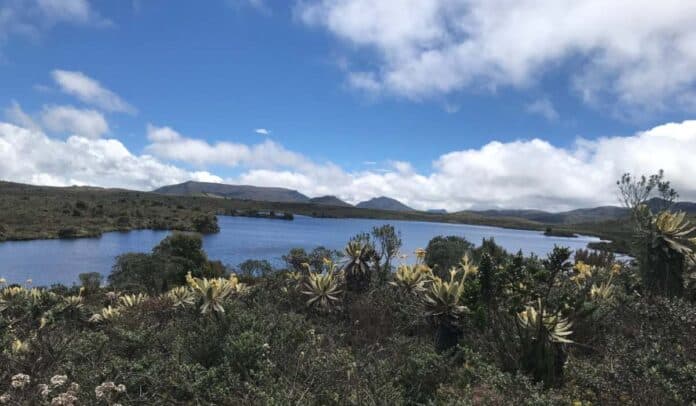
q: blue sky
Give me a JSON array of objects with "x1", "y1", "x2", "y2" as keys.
[{"x1": 1, "y1": 0, "x2": 696, "y2": 210}]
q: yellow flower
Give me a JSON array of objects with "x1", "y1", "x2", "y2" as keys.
[
  {"x1": 414, "y1": 248, "x2": 426, "y2": 261},
  {"x1": 11, "y1": 339, "x2": 30, "y2": 354},
  {"x1": 572, "y1": 261, "x2": 593, "y2": 284},
  {"x1": 611, "y1": 263, "x2": 622, "y2": 275}
]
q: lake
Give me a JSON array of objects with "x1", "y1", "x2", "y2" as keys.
[{"x1": 0, "y1": 215, "x2": 600, "y2": 286}]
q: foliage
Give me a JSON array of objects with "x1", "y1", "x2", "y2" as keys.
[
  {"x1": 618, "y1": 171, "x2": 696, "y2": 297},
  {"x1": 371, "y1": 224, "x2": 402, "y2": 284},
  {"x1": 425, "y1": 235, "x2": 475, "y2": 277},
  {"x1": 109, "y1": 233, "x2": 224, "y2": 294},
  {"x1": 185, "y1": 272, "x2": 247, "y2": 315},
  {"x1": 301, "y1": 271, "x2": 343, "y2": 310},
  {"x1": 238, "y1": 259, "x2": 274, "y2": 279},
  {"x1": 78, "y1": 272, "x2": 102, "y2": 294},
  {"x1": 341, "y1": 239, "x2": 376, "y2": 292},
  {"x1": 1, "y1": 230, "x2": 695, "y2": 404}
]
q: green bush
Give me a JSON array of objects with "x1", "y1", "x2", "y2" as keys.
[{"x1": 425, "y1": 235, "x2": 474, "y2": 277}]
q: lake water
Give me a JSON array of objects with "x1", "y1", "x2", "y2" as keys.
[{"x1": 0, "y1": 215, "x2": 600, "y2": 286}]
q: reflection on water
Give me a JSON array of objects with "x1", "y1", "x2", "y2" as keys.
[{"x1": 0, "y1": 215, "x2": 599, "y2": 286}]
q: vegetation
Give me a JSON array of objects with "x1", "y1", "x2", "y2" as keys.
[
  {"x1": 1, "y1": 172, "x2": 695, "y2": 404},
  {"x1": 0, "y1": 180, "x2": 650, "y2": 251}
]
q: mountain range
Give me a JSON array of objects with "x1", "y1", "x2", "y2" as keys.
[
  {"x1": 154, "y1": 181, "x2": 311, "y2": 203},
  {"x1": 154, "y1": 181, "x2": 696, "y2": 222},
  {"x1": 470, "y1": 198, "x2": 696, "y2": 224}
]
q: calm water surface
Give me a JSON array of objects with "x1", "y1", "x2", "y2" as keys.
[{"x1": 0, "y1": 216, "x2": 600, "y2": 286}]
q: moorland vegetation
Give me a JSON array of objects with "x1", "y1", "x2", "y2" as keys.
[{"x1": 1, "y1": 173, "x2": 695, "y2": 404}]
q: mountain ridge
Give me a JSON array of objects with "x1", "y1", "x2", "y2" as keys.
[
  {"x1": 152, "y1": 181, "x2": 696, "y2": 219},
  {"x1": 154, "y1": 181, "x2": 311, "y2": 203},
  {"x1": 309, "y1": 195, "x2": 353, "y2": 207}
]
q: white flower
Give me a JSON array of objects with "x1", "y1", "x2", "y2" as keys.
[
  {"x1": 95, "y1": 381, "x2": 123, "y2": 399},
  {"x1": 11, "y1": 373, "x2": 30, "y2": 389},
  {"x1": 38, "y1": 383, "x2": 51, "y2": 397},
  {"x1": 50, "y1": 375, "x2": 68, "y2": 388},
  {"x1": 0, "y1": 393, "x2": 11, "y2": 404},
  {"x1": 50, "y1": 392, "x2": 78, "y2": 406}
]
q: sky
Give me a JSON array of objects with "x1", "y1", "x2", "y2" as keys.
[{"x1": 1, "y1": 0, "x2": 696, "y2": 211}]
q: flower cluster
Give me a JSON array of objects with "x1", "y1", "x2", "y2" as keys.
[
  {"x1": 11, "y1": 373, "x2": 30, "y2": 389},
  {"x1": 94, "y1": 381, "x2": 126, "y2": 403}
]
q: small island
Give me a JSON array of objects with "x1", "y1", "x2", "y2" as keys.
[{"x1": 543, "y1": 227, "x2": 578, "y2": 238}]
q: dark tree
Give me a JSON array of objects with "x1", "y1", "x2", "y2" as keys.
[{"x1": 424, "y1": 235, "x2": 474, "y2": 278}]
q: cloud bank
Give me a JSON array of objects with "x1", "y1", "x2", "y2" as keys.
[
  {"x1": 3, "y1": 113, "x2": 696, "y2": 211},
  {"x1": 298, "y1": 0, "x2": 696, "y2": 114}
]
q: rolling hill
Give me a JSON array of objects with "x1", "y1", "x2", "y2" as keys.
[
  {"x1": 356, "y1": 196, "x2": 414, "y2": 212},
  {"x1": 153, "y1": 181, "x2": 311, "y2": 203},
  {"x1": 468, "y1": 198, "x2": 696, "y2": 224}
]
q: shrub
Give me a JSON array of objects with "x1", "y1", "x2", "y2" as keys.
[
  {"x1": 78, "y1": 272, "x2": 102, "y2": 294},
  {"x1": 425, "y1": 235, "x2": 474, "y2": 277}
]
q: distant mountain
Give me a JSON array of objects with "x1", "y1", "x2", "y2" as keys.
[
  {"x1": 309, "y1": 195, "x2": 353, "y2": 207},
  {"x1": 154, "y1": 181, "x2": 310, "y2": 203},
  {"x1": 356, "y1": 196, "x2": 414, "y2": 212},
  {"x1": 428, "y1": 209, "x2": 448, "y2": 214},
  {"x1": 470, "y1": 197, "x2": 696, "y2": 224}
]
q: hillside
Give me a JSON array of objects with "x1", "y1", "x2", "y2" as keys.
[
  {"x1": 154, "y1": 181, "x2": 310, "y2": 203},
  {"x1": 309, "y1": 195, "x2": 353, "y2": 207},
  {"x1": 469, "y1": 198, "x2": 696, "y2": 224},
  {"x1": 357, "y1": 196, "x2": 414, "y2": 212}
]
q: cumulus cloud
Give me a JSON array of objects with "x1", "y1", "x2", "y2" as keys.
[
  {"x1": 145, "y1": 124, "x2": 318, "y2": 171},
  {"x1": 52, "y1": 70, "x2": 135, "y2": 114},
  {"x1": 144, "y1": 121, "x2": 696, "y2": 211},
  {"x1": 0, "y1": 122, "x2": 220, "y2": 190},
  {"x1": 40, "y1": 105, "x2": 108, "y2": 138},
  {"x1": 230, "y1": 121, "x2": 696, "y2": 211},
  {"x1": 3, "y1": 115, "x2": 696, "y2": 212},
  {"x1": 298, "y1": 0, "x2": 696, "y2": 114}
]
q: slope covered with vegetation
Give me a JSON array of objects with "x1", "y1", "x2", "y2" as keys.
[{"x1": 1, "y1": 172, "x2": 696, "y2": 404}]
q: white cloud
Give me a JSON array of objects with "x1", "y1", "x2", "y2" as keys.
[
  {"x1": 230, "y1": 120, "x2": 696, "y2": 211},
  {"x1": 526, "y1": 98, "x2": 559, "y2": 121},
  {"x1": 3, "y1": 115, "x2": 696, "y2": 212},
  {"x1": 0, "y1": 122, "x2": 220, "y2": 190},
  {"x1": 145, "y1": 124, "x2": 318, "y2": 171},
  {"x1": 255, "y1": 128, "x2": 271, "y2": 135},
  {"x1": 40, "y1": 105, "x2": 108, "y2": 138},
  {"x1": 51, "y1": 70, "x2": 135, "y2": 114},
  {"x1": 298, "y1": 0, "x2": 696, "y2": 114},
  {"x1": 145, "y1": 120, "x2": 696, "y2": 211}
]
